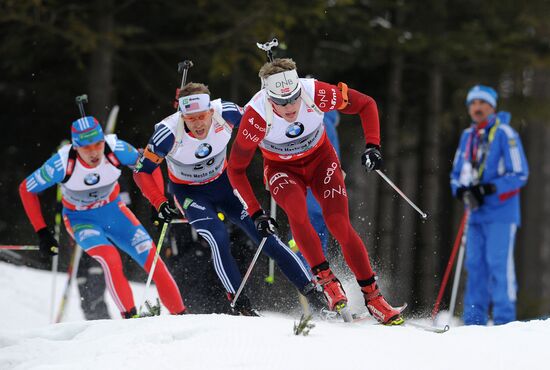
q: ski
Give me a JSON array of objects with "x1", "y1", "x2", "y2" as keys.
[
  {"x1": 350, "y1": 306, "x2": 450, "y2": 333},
  {"x1": 404, "y1": 321, "x2": 450, "y2": 334},
  {"x1": 366, "y1": 318, "x2": 449, "y2": 333}
]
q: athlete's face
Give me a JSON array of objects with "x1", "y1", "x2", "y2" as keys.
[
  {"x1": 468, "y1": 99, "x2": 495, "y2": 124},
  {"x1": 76, "y1": 141, "x2": 105, "y2": 167},
  {"x1": 182, "y1": 109, "x2": 214, "y2": 139},
  {"x1": 270, "y1": 96, "x2": 302, "y2": 123}
]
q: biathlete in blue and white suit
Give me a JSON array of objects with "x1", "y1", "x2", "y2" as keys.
[
  {"x1": 450, "y1": 85, "x2": 529, "y2": 325},
  {"x1": 133, "y1": 82, "x2": 315, "y2": 315},
  {"x1": 19, "y1": 117, "x2": 186, "y2": 318}
]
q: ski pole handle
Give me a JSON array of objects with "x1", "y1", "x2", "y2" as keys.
[
  {"x1": 75, "y1": 94, "x2": 88, "y2": 118},
  {"x1": 173, "y1": 60, "x2": 194, "y2": 109},
  {"x1": 0, "y1": 245, "x2": 39, "y2": 250},
  {"x1": 375, "y1": 170, "x2": 428, "y2": 219},
  {"x1": 231, "y1": 237, "x2": 267, "y2": 308},
  {"x1": 177, "y1": 60, "x2": 194, "y2": 89},
  {"x1": 256, "y1": 38, "x2": 279, "y2": 62}
]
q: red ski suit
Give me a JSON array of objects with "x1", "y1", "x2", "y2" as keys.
[{"x1": 227, "y1": 79, "x2": 380, "y2": 280}]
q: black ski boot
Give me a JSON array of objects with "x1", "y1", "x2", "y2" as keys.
[
  {"x1": 228, "y1": 293, "x2": 260, "y2": 317},
  {"x1": 301, "y1": 281, "x2": 328, "y2": 317},
  {"x1": 122, "y1": 307, "x2": 139, "y2": 319}
]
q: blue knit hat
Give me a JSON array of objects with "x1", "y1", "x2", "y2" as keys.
[
  {"x1": 71, "y1": 116, "x2": 104, "y2": 147},
  {"x1": 466, "y1": 85, "x2": 498, "y2": 108}
]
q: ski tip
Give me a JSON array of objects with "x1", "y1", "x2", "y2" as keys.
[{"x1": 397, "y1": 302, "x2": 409, "y2": 313}]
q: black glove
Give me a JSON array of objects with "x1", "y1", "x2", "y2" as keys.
[
  {"x1": 456, "y1": 184, "x2": 496, "y2": 210},
  {"x1": 37, "y1": 228, "x2": 59, "y2": 256},
  {"x1": 361, "y1": 144, "x2": 383, "y2": 172},
  {"x1": 471, "y1": 183, "x2": 496, "y2": 199},
  {"x1": 251, "y1": 210, "x2": 279, "y2": 238},
  {"x1": 455, "y1": 186, "x2": 468, "y2": 201},
  {"x1": 157, "y1": 201, "x2": 180, "y2": 224}
]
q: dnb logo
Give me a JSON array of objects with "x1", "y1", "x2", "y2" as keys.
[
  {"x1": 285, "y1": 122, "x2": 304, "y2": 138},
  {"x1": 195, "y1": 143, "x2": 213, "y2": 159},
  {"x1": 84, "y1": 173, "x2": 100, "y2": 186}
]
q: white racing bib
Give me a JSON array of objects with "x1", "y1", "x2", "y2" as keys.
[
  {"x1": 60, "y1": 136, "x2": 121, "y2": 209},
  {"x1": 163, "y1": 99, "x2": 233, "y2": 184}
]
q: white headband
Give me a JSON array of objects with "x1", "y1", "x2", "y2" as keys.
[
  {"x1": 263, "y1": 69, "x2": 301, "y2": 99},
  {"x1": 178, "y1": 93, "x2": 211, "y2": 114}
]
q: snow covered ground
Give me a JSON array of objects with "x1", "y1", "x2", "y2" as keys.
[{"x1": 1, "y1": 261, "x2": 548, "y2": 370}]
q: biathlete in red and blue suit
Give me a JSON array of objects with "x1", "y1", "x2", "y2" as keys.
[{"x1": 19, "y1": 116, "x2": 186, "y2": 318}]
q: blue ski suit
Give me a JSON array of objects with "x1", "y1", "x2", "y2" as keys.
[
  {"x1": 20, "y1": 135, "x2": 186, "y2": 314},
  {"x1": 450, "y1": 111, "x2": 528, "y2": 325}
]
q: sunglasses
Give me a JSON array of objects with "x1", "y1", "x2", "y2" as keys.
[
  {"x1": 269, "y1": 90, "x2": 301, "y2": 107},
  {"x1": 183, "y1": 111, "x2": 210, "y2": 122}
]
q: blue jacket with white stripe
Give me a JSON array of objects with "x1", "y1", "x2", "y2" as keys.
[{"x1": 450, "y1": 111, "x2": 529, "y2": 225}]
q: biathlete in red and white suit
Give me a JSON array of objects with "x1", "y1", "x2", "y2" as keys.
[
  {"x1": 133, "y1": 83, "x2": 315, "y2": 315},
  {"x1": 19, "y1": 116, "x2": 186, "y2": 318},
  {"x1": 227, "y1": 58, "x2": 403, "y2": 324}
]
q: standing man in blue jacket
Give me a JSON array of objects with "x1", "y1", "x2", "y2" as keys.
[{"x1": 450, "y1": 85, "x2": 529, "y2": 325}]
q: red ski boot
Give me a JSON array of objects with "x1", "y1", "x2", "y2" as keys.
[
  {"x1": 312, "y1": 263, "x2": 348, "y2": 314},
  {"x1": 360, "y1": 276, "x2": 404, "y2": 325}
]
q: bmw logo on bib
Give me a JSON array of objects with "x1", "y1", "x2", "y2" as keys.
[
  {"x1": 285, "y1": 122, "x2": 304, "y2": 138},
  {"x1": 195, "y1": 143, "x2": 213, "y2": 159},
  {"x1": 84, "y1": 173, "x2": 100, "y2": 186}
]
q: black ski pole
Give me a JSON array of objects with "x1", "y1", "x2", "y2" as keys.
[
  {"x1": 231, "y1": 237, "x2": 268, "y2": 309},
  {"x1": 256, "y1": 38, "x2": 279, "y2": 284},
  {"x1": 375, "y1": 170, "x2": 428, "y2": 220},
  {"x1": 54, "y1": 96, "x2": 88, "y2": 323},
  {"x1": 256, "y1": 38, "x2": 279, "y2": 282},
  {"x1": 138, "y1": 59, "x2": 197, "y2": 316}
]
